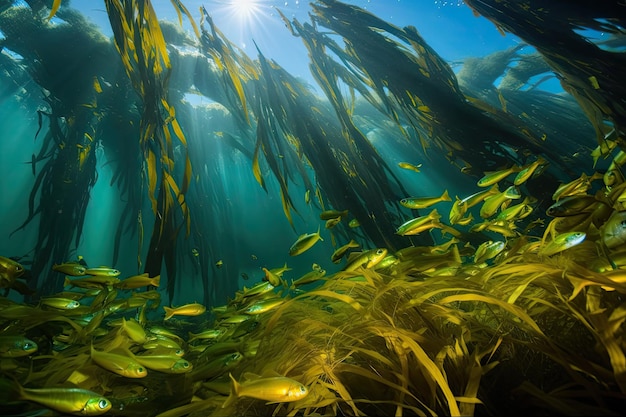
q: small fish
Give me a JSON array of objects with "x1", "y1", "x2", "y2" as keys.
[
  {"x1": 514, "y1": 157, "x2": 547, "y2": 186},
  {"x1": 319, "y1": 209, "x2": 349, "y2": 220},
  {"x1": 344, "y1": 248, "x2": 388, "y2": 271},
  {"x1": 39, "y1": 297, "x2": 80, "y2": 310},
  {"x1": 133, "y1": 353, "x2": 192, "y2": 374},
  {"x1": 473, "y1": 241, "x2": 506, "y2": 264},
  {"x1": 90, "y1": 345, "x2": 147, "y2": 378},
  {"x1": 539, "y1": 231, "x2": 586, "y2": 256},
  {"x1": 64, "y1": 275, "x2": 120, "y2": 289},
  {"x1": 191, "y1": 248, "x2": 199, "y2": 257},
  {"x1": 262, "y1": 267, "x2": 281, "y2": 287},
  {"x1": 0, "y1": 256, "x2": 25, "y2": 289},
  {"x1": 602, "y1": 211, "x2": 626, "y2": 249},
  {"x1": 291, "y1": 269, "x2": 326, "y2": 288},
  {"x1": 546, "y1": 195, "x2": 599, "y2": 217},
  {"x1": 479, "y1": 186, "x2": 521, "y2": 219},
  {"x1": 188, "y1": 329, "x2": 224, "y2": 342},
  {"x1": 398, "y1": 162, "x2": 422, "y2": 173},
  {"x1": 0, "y1": 379, "x2": 111, "y2": 416},
  {"x1": 163, "y1": 302, "x2": 206, "y2": 320},
  {"x1": 52, "y1": 262, "x2": 87, "y2": 277},
  {"x1": 114, "y1": 273, "x2": 160, "y2": 290},
  {"x1": 243, "y1": 298, "x2": 285, "y2": 315},
  {"x1": 400, "y1": 190, "x2": 451, "y2": 210},
  {"x1": 348, "y1": 218, "x2": 360, "y2": 228},
  {"x1": 121, "y1": 318, "x2": 147, "y2": 344},
  {"x1": 222, "y1": 373, "x2": 308, "y2": 408},
  {"x1": 325, "y1": 216, "x2": 342, "y2": 229},
  {"x1": 216, "y1": 260, "x2": 224, "y2": 268},
  {"x1": 0, "y1": 335, "x2": 38, "y2": 358},
  {"x1": 477, "y1": 166, "x2": 521, "y2": 187},
  {"x1": 241, "y1": 272, "x2": 249, "y2": 280},
  {"x1": 331, "y1": 239, "x2": 360, "y2": 263},
  {"x1": 84, "y1": 267, "x2": 121, "y2": 277},
  {"x1": 304, "y1": 189, "x2": 311, "y2": 204},
  {"x1": 396, "y1": 209, "x2": 441, "y2": 236},
  {"x1": 289, "y1": 227, "x2": 324, "y2": 256}
]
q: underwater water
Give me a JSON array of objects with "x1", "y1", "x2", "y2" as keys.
[{"x1": 1, "y1": 0, "x2": 626, "y2": 415}]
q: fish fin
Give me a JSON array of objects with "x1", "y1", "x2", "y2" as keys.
[
  {"x1": 152, "y1": 275, "x2": 161, "y2": 287},
  {"x1": 222, "y1": 373, "x2": 240, "y2": 408},
  {"x1": 163, "y1": 306, "x2": 173, "y2": 320},
  {"x1": 441, "y1": 189, "x2": 451, "y2": 202}
]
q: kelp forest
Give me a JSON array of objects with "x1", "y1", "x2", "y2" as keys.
[{"x1": 0, "y1": 0, "x2": 626, "y2": 416}]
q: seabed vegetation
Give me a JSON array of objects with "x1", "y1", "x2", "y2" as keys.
[{"x1": 0, "y1": 0, "x2": 626, "y2": 415}]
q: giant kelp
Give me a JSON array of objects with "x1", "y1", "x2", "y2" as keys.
[
  {"x1": 464, "y1": 0, "x2": 626, "y2": 150},
  {"x1": 0, "y1": 4, "x2": 117, "y2": 294}
]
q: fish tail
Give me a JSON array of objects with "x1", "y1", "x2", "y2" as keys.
[
  {"x1": 222, "y1": 373, "x2": 240, "y2": 408},
  {"x1": 63, "y1": 276, "x2": 71, "y2": 287},
  {"x1": 151, "y1": 275, "x2": 161, "y2": 287},
  {"x1": 441, "y1": 189, "x2": 451, "y2": 201},
  {"x1": 163, "y1": 306, "x2": 174, "y2": 320}
]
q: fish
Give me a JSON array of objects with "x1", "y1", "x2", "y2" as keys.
[
  {"x1": 400, "y1": 190, "x2": 451, "y2": 209},
  {"x1": 448, "y1": 197, "x2": 468, "y2": 225},
  {"x1": 398, "y1": 161, "x2": 422, "y2": 173},
  {"x1": 133, "y1": 353, "x2": 193, "y2": 374},
  {"x1": 52, "y1": 262, "x2": 86, "y2": 276},
  {"x1": 546, "y1": 195, "x2": 599, "y2": 217},
  {"x1": 64, "y1": 275, "x2": 120, "y2": 289},
  {"x1": 479, "y1": 186, "x2": 521, "y2": 219},
  {"x1": 473, "y1": 241, "x2": 506, "y2": 264},
  {"x1": 289, "y1": 226, "x2": 324, "y2": 256},
  {"x1": 0, "y1": 379, "x2": 111, "y2": 416},
  {"x1": 39, "y1": 297, "x2": 80, "y2": 310},
  {"x1": 90, "y1": 345, "x2": 147, "y2": 378},
  {"x1": 331, "y1": 239, "x2": 360, "y2": 263},
  {"x1": 602, "y1": 210, "x2": 626, "y2": 249},
  {"x1": 477, "y1": 166, "x2": 521, "y2": 187},
  {"x1": 188, "y1": 329, "x2": 224, "y2": 342},
  {"x1": 215, "y1": 260, "x2": 224, "y2": 268},
  {"x1": 319, "y1": 209, "x2": 349, "y2": 220},
  {"x1": 291, "y1": 269, "x2": 326, "y2": 288},
  {"x1": 243, "y1": 298, "x2": 285, "y2": 315},
  {"x1": 114, "y1": 273, "x2": 160, "y2": 289},
  {"x1": 0, "y1": 256, "x2": 25, "y2": 289},
  {"x1": 121, "y1": 318, "x2": 147, "y2": 344},
  {"x1": 262, "y1": 267, "x2": 281, "y2": 286},
  {"x1": 325, "y1": 216, "x2": 342, "y2": 229},
  {"x1": 344, "y1": 248, "x2": 388, "y2": 271},
  {"x1": 163, "y1": 302, "x2": 206, "y2": 320},
  {"x1": 0, "y1": 336, "x2": 37, "y2": 358},
  {"x1": 84, "y1": 267, "x2": 121, "y2": 277},
  {"x1": 460, "y1": 184, "x2": 500, "y2": 208},
  {"x1": 348, "y1": 218, "x2": 360, "y2": 228},
  {"x1": 539, "y1": 232, "x2": 586, "y2": 256},
  {"x1": 514, "y1": 157, "x2": 547, "y2": 186},
  {"x1": 222, "y1": 373, "x2": 309, "y2": 408},
  {"x1": 395, "y1": 209, "x2": 441, "y2": 236}
]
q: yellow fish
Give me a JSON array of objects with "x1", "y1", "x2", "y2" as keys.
[
  {"x1": 0, "y1": 335, "x2": 37, "y2": 358},
  {"x1": 114, "y1": 273, "x2": 160, "y2": 290},
  {"x1": 398, "y1": 161, "x2": 422, "y2": 173},
  {"x1": 289, "y1": 226, "x2": 324, "y2": 256},
  {"x1": 163, "y1": 302, "x2": 206, "y2": 320},
  {"x1": 90, "y1": 345, "x2": 147, "y2": 378},
  {"x1": 477, "y1": 166, "x2": 521, "y2": 187},
  {"x1": 2, "y1": 380, "x2": 111, "y2": 416},
  {"x1": 400, "y1": 190, "x2": 451, "y2": 209},
  {"x1": 222, "y1": 373, "x2": 308, "y2": 408}
]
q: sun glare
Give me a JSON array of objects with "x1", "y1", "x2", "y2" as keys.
[{"x1": 230, "y1": 0, "x2": 263, "y2": 20}]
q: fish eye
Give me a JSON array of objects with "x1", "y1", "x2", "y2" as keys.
[
  {"x1": 138, "y1": 367, "x2": 145, "y2": 372},
  {"x1": 300, "y1": 386, "x2": 307, "y2": 392},
  {"x1": 181, "y1": 361, "x2": 190, "y2": 368},
  {"x1": 23, "y1": 342, "x2": 34, "y2": 350},
  {"x1": 376, "y1": 249, "x2": 385, "y2": 255},
  {"x1": 98, "y1": 399, "x2": 109, "y2": 409}
]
